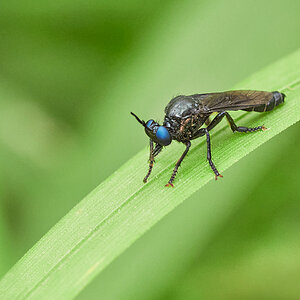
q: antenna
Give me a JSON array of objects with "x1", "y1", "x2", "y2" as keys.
[{"x1": 131, "y1": 112, "x2": 146, "y2": 127}]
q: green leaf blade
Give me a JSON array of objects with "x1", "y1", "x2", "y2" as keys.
[{"x1": 0, "y1": 49, "x2": 300, "y2": 300}]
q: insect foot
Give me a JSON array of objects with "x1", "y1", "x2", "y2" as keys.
[{"x1": 215, "y1": 174, "x2": 223, "y2": 180}]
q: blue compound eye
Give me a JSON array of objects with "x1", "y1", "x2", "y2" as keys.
[
  {"x1": 146, "y1": 119, "x2": 154, "y2": 129},
  {"x1": 156, "y1": 126, "x2": 172, "y2": 146}
]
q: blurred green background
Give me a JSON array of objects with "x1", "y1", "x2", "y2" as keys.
[{"x1": 0, "y1": 0, "x2": 299, "y2": 299}]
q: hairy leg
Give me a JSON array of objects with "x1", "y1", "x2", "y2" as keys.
[{"x1": 166, "y1": 142, "x2": 191, "y2": 187}]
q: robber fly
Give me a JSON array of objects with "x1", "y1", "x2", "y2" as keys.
[{"x1": 131, "y1": 90, "x2": 285, "y2": 187}]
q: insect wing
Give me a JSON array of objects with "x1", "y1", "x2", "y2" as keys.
[{"x1": 194, "y1": 90, "x2": 273, "y2": 113}]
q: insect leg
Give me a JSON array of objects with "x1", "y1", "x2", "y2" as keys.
[
  {"x1": 143, "y1": 141, "x2": 162, "y2": 183},
  {"x1": 204, "y1": 116, "x2": 211, "y2": 126},
  {"x1": 206, "y1": 112, "x2": 226, "y2": 131},
  {"x1": 225, "y1": 112, "x2": 266, "y2": 133},
  {"x1": 191, "y1": 125, "x2": 223, "y2": 179},
  {"x1": 192, "y1": 112, "x2": 227, "y2": 139},
  {"x1": 166, "y1": 141, "x2": 191, "y2": 187},
  {"x1": 143, "y1": 139, "x2": 154, "y2": 183},
  {"x1": 204, "y1": 128, "x2": 223, "y2": 180}
]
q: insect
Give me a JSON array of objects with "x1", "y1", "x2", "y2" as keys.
[{"x1": 131, "y1": 90, "x2": 285, "y2": 187}]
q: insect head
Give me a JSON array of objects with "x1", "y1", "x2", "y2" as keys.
[{"x1": 131, "y1": 112, "x2": 172, "y2": 146}]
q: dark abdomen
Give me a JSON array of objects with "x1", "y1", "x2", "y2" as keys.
[{"x1": 243, "y1": 91, "x2": 285, "y2": 112}]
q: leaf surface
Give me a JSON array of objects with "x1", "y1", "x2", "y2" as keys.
[{"x1": 0, "y1": 50, "x2": 299, "y2": 300}]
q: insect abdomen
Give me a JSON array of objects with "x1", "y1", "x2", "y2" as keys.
[
  {"x1": 271, "y1": 91, "x2": 285, "y2": 107},
  {"x1": 243, "y1": 91, "x2": 285, "y2": 112}
]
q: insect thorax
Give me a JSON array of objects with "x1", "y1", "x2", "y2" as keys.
[{"x1": 164, "y1": 114, "x2": 208, "y2": 142}]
